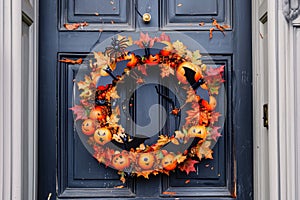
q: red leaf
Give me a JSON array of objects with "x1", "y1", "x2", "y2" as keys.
[
  {"x1": 158, "y1": 32, "x2": 171, "y2": 42},
  {"x1": 134, "y1": 32, "x2": 158, "y2": 48},
  {"x1": 59, "y1": 58, "x2": 83, "y2": 64},
  {"x1": 205, "y1": 65, "x2": 224, "y2": 77},
  {"x1": 69, "y1": 105, "x2": 88, "y2": 121},
  {"x1": 137, "y1": 64, "x2": 148, "y2": 75},
  {"x1": 178, "y1": 158, "x2": 199, "y2": 175},
  {"x1": 209, "y1": 126, "x2": 222, "y2": 141},
  {"x1": 210, "y1": 112, "x2": 221, "y2": 124}
]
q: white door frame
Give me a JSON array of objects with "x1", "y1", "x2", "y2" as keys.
[
  {"x1": 0, "y1": 0, "x2": 38, "y2": 199},
  {"x1": 252, "y1": 0, "x2": 300, "y2": 199}
]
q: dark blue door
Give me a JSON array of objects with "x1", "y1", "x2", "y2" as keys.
[{"x1": 38, "y1": 0, "x2": 252, "y2": 199}]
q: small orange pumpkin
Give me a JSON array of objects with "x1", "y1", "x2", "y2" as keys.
[
  {"x1": 81, "y1": 119, "x2": 95, "y2": 135},
  {"x1": 188, "y1": 125, "x2": 207, "y2": 141},
  {"x1": 162, "y1": 154, "x2": 177, "y2": 171},
  {"x1": 145, "y1": 54, "x2": 160, "y2": 65},
  {"x1": 125, "y1": 52, "x2": 140, "y2": 68},
  {"x1": 89, "y1": 106, "x2": 108, "y2": 121},
  {"x1": 94, "y1": 127, "x2": 112, "y2": 145},
  {"x1": 138, "y1": 153, "x2": 155, "y2": 170},
  {"x1": 112, "y1": 153, "x2": 131, "y2": 170},
  {"x1": 200, "y1": 96, "x2": 217, "y2": 111}
]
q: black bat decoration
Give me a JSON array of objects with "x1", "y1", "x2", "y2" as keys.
[
  {"x1": 161, "y1": 137, "x2": 202, "y2": 153},
  {"x1": 182, "y1": 67, "x2": 206, "y2": 90},
  {"x1": 109, "y1": 134, "x2": 150, "y2": 151}
]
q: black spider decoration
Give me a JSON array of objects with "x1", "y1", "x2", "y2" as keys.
[{"x1": 105, "y1": 37, "x2": 129, "y2": 61}]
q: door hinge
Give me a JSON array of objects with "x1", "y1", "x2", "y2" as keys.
[{"x1": 263, "y1": 104, "x2": 268, "y2": 129}]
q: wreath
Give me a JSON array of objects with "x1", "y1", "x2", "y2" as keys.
[{"x1": 71, "y1": 32, "x2": 225, "y2": 183}]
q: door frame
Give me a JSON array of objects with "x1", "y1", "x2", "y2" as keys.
[
  {"x1": 252, "y1": 0, "x2": 300, "y2": 199},
  {"x1": 1, "y1": 0, "x2": 299, "y2": 199}
]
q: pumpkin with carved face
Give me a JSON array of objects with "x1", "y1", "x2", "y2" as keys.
[
  {"x1": 162, "y1": 153, "x2": 177, "y2": 171},
  {"x1": 125, "y1": 52, "x2": 140, "y2": 68},
  {"x1": 145, "y1": 54, "x2": 160, "y2": 65},
  {"x1": 138, "y1": 153, "x2": 155, "y2": 170},
  {"x1": 188, "y1": 125, "x2": 207, "y2": 141},
  {"x1": 176, "y1": 61, "x2": 202, "y2": 84},
  {"x1": 112, "y1": 153, "x2": 130, "y2": 170},
  {"x1": 94, "y1": 127, "x2": 112, "y2": 145},
  {"x1": 81, "y1": 119, "x2": 95, "y2": 135}
]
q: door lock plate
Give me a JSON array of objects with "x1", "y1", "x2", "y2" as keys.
[{"x1": 263, "y1": 104, "x2": 268, "y2": 129}]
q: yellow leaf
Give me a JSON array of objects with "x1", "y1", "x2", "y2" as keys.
[
  {"x1": 106, "y1": 87, "x2": 120, "y2": 99},
  {"x1": 172, "y1": 40, "x2": 187, "y2": 56},
  {"x1": 196, "y1": 141, "x2": 213, "y2": 160},
  {"x1": 191, "y1": 50, "x2": 202, "y2": 65},
  {"x1": 174, "y1": 154, "x2": 187, "y2": 164}
]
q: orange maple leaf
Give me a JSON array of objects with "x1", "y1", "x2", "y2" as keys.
[
  {"x1": 64, "y1": 22, "x2": 88, "y2": 30},
  {"x1": 59, "y1": 58, "x2": 83, "y2": 64}
]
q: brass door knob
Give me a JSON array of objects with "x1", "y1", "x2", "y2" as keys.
[{"x1": 142, "y1": 13, "x2": 151, "y2": 23}]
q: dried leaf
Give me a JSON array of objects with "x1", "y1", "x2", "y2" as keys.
[
  {"x1": 118, "y1": 171, "x2": 126, "y2": 183},
  {"x1": 210, "y1": 112, "x2": 221, "y2": 124},
  {"x1": 162, "y1": 191, "x2": 176, "y2": 196},
  {"x1": 209, "y1": 27, "x2": 214, "y2": 39},
  {"x1": 136, "y1": 170, "x2": 152, "y2": 179},
  {"x1": 208, "y1": 126, "x2": 222, "y2": 141},
  {"x1": 106, "y1": 86, "x2": 120, "y2": 99},
  {"x1": 185, "y1": 179, "x2": 190, "y2": 184},
  {"x1": 158, "y1": 32, "x2": 171, "y2": 42},
  {"x1": 197, "y1": 141, "x2": 213, "y2": 160},
  {"x1": 64, "y1": 22, "x2": 88, "y2": 30},
  {"x1": 191, "y1": 50, "x2": 202, "y2": 65},
  {"x1": 93, "y1": 52, "x2": 110, "y2": 68},
  {"x1": 59, "y1": 58, "x2": 82, "y2": 64},
  {"x1": 134, "y1": 32, "x2": 158, "y2": 48},
  {"x1": 69, "y1": 105, "x2": 88, "y2": 121},
  {"x1": 172, "y1": 40, "x2": 187, "y2": 56},
  {"x1": 138, "y1": 64, "x2": 148, "y2": 75},
  {"x1": 174, "y1": 154, "x2": 187, "y2": 164},
  {"x1": 160, "y1": 65, "x2": 175, "y2": 78},
  {"x1": 199, "y1": 22, "x2": 205, "y2": 26},
  {"x1": 114, "y1": 185, "x2": 125, "y2": 188},
  {"x1": 77, "y1": 75, "x2": 94, "y2": 98},
  {"x1": 209, "y1": 19, "x2": 230, "y2": 39},
  {"x1": 178, "y1": 158, "x2": 199, "y2": 175}
]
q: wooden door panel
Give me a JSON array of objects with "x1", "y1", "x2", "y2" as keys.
[
  {"x1": 59, "y1": 0, "x2": 135, "y2": 31},
  {"x1": 163, "y1": 56, "x2": 234, "y2": 198},
  {"x1": 160, "y1": 0, "x2": 232, "y2": 30},
  {"x1": 57, "y1": 54, "x2": 135, "y2": 198}
]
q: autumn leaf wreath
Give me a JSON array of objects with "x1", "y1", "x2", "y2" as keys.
[{"x1": 70, "y1": 32, "x2": 225, "y2": 182}]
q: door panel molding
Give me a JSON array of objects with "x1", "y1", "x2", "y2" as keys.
[
  {"x1": 59, "y1": 0, "x2": 135, "y2": 31},
  {"x1": 160, "y1": 0, "x2": 232, "y2": 30}
]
